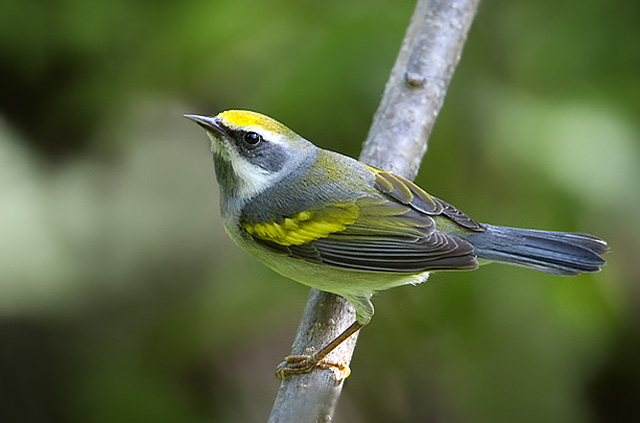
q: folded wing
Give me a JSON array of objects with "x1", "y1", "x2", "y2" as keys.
[{"x1": 245, "y1": 193, "x2": 479, "y2": 273}]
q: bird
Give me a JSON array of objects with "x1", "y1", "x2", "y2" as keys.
[{"x1": 185, "y1": 110, "x2": 608, "y2": 378}]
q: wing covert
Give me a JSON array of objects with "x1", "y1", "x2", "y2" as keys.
[
  {"x1": 367, "y1": 165, "x2": 486, "y2": 231},
  {"x1": 249, "y1": 196, "x2": 479, "y2": 273}
]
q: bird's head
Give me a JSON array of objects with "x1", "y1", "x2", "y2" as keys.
[{"x1": 186, "y1": 110, "x2": 315, "y2": 200}]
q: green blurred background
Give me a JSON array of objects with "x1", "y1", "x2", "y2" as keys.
[{"x1": 1, "y1": 0, "x2": 638, "y2": 422}]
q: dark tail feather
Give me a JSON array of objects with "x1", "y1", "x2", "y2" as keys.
[{"x1": 466, "y1": 224, "x2": 609, "y2": 276}]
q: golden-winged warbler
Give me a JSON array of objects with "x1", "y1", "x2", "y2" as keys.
[{"x1": 186, "y1": 110, "x2": 608, "y2": 378}]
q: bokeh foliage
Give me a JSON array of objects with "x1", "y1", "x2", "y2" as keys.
[{"x1": 1, "y1": 0, "x2": 638, "y2": 422}]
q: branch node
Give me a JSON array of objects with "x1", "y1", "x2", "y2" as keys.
[
  {"x1": 268, "y1": 1, "x2": 479, "y2": 421},
  {"x1": 405, "y1": 71, "x2": 427, "y2": 88}
]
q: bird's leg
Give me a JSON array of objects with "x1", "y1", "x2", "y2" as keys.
[{"x1": 276, "y1": 321, "x2": 364, "y2": 380}]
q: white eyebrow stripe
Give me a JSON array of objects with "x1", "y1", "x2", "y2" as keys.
[{"x1": 241, "y1": 126, "x2": 288, "y2": 146}]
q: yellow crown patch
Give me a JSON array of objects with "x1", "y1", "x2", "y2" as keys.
[{"x1": 217, "y1": 110, "x2": 292, "y2": 135}]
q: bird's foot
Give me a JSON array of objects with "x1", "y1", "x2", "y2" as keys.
[{"x1": 275, "y1": 354, "x2": 351, "y2": 381}]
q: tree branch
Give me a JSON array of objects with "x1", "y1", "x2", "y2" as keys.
[{"x1": 268, "y1": 0, "x2": 479, "y2": 421}]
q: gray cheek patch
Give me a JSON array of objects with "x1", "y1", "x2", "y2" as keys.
[{"x1": 243, "y1": 143, "x2": 288, "y2": 173}]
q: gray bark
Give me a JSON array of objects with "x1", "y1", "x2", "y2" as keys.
[{"x1": 268, "y1": 0, "x2": 480, "y2": 421}]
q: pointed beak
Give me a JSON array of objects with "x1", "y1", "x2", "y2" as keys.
[{"x1": 184, "y1": 114, "x2": 227, "y2": 137}]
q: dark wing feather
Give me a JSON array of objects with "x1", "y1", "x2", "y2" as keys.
[
  {"x1": 313, "y1": 227, "x2": 477, "y2": 272},
  {"x1": 249, "y1": 166, "x2": 486, "y2": 273},
  {"x1": 253, "y1": 195, "x2": 479, "y2": 273},
  {"x1": 369, "y1": 165, "x2": 486, "y2": 231}
]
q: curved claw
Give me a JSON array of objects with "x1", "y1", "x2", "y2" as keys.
[{"x1": 275, "y1": 354, "x2": 351, "y2": 381}]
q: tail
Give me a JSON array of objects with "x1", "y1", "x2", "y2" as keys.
[{"x1": 465, "y1": 224, "x2": 609, "y2": 276}]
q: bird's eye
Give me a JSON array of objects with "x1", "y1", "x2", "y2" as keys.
[{"x1": 243, "y1": 132, "x2": 262, "y2": 146}]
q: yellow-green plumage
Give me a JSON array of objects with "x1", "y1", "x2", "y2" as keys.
[
  {"x1": 241, "y1": 203, "x2": 359, "y2": 246},
  {"x1": 186, "y1": 110, "x2": 608, "y2": 326}
]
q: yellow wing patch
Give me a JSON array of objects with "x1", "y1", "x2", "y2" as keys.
[
  {"x1": 217, "y1": 110, "x2": 292, "y2": 136},
  {"x1": 242, "y1": 202, "x2": 359, "y2": 246}
]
